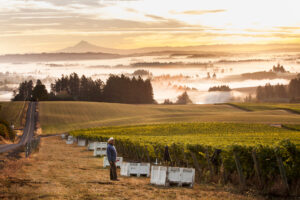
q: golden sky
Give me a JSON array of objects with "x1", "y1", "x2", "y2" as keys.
[{"x1": 0, "y1": 0, "x2": 299, "y2": 54}]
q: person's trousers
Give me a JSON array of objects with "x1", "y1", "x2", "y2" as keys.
[{"x1": 109, "y1": 161, "x2": 117, "y2": 180}]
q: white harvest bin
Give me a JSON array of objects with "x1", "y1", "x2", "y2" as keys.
[
  {"x1": 95, "y1": 142, "x2": 107, "y2": 149},
  {"x1": 77, "y1": 138, "x2": 86, "y2": 147},
  {"x1": 93, "y1": 147, "x2": 107, "y2": 157},
  {"x1": 87, "y1": 141, "x2": 96, "y2": 151},
  {"x1": 66, "y1": 139, "x2": 73, "y2": 145},
  {"x1": 66, "y1": 136, "x2": 73, "y2": 144},
  {"x1": 181, "y1": 168, "x2": 195, "y2": 186},
  {"x1": 93, "y1": 142, "x2": 107, "y2": 156},
  {"x1": 150, "y1": 166, "x2": 195, "y2": 187},
  {"x1": 168, "y1": 167, "x2": 195, "y2": 187},
  {"x1": 150, "y1": 166, "x2": 167, "y2": 186},
  {"x1": 120, "y1": 162, "x2": 129, "y2": 176},
  {"x1": 120, "y1": 162, "x2": 150, "y2": 177},
  {"x1": 168, "y1": 167, "x2": 181, "y2": 183},
  {"x1": 103, "y1": 156, "x2": 123, "y2": 168},
  {"x1": 61, "y1": 134, "x2": 66, "y2": 139},
  {"x1": 73, "y1": 137, "x2": 77, "y2": 143}
]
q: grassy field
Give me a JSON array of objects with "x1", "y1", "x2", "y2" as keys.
[
  {"x1": 0, "y1": 101, "x2": 28, "y2": 129},
  {"x1": 228, "y1": 103, "x2": 300, "y2": 114},
  {"x1": 39, "y1": 101, "x2": 300, "y2": 134}
]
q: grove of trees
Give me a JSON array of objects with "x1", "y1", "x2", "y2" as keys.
[
  {"x1": 208, "y1": 85, "x2": 231, "y2": 92},
  {"x1": 13, "y1": 73, "x2": 155, "y2": 104},
  {"x1": 163, "y1": 91, "x2": 193, "y2": 105},
  {"x1": 256, "y1": 75, "x2": 300, "y2": 102}
]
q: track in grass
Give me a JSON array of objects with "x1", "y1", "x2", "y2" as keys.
[{"x1": 228, "y1": 103, "x2": 300, "y2": 114}]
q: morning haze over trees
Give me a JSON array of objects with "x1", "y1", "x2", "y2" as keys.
[
  {"x1": 12, "y1": 73, "x2": 155, "y2": 104},
  {"x1": 256, "y1": 75, "x2": 300, "y2": 102}
]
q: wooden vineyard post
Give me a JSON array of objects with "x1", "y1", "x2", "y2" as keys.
[
  {"x1": 233, "y1": 152, "x2": 246, "y2": 190},
  {"x1": 116, "y1": 140, "x2": 123, "y2": 156},
  {"x1": 130, "y1": 145, "x2": 137, "y2": 161},
  {"x1": 153, "y1": 146, "x2": 159, "y2": 164},
  {"x1": 171, "y1": 144, "x2": 178, "y2": 166},
  {"x1": 251, "y1": 149, "x2": 262, "y2": 188},
  {"x1": 220, "y1": 162, "x2": 228, "y2": 185},
  {"x1": 122, "y1": 142, "x2": 129, "y2": 159},
  {"x1": 135, "y1": 145, "x2": 141, "y2": 162},
  {"x1": 182, "y1": 148, "x2": 188, "y2": 167},
  {"x1": 205, "y1": 149, "x2": 214, "y2": 180},
  {"x1": 144, "y1": 146, "x2": 151, "y2": 163},
  {"x1": 141, "y1": 146, "x2": 147, "y2": 162},
  {"x1": 120, "y1": 141, "x2": 126, "y2": 157},
  {"x1": 190, "y1": 152, "x2": 201, "y2": 181},
  {"x1": 275, "y1": 152, "x2": 290, "y2": 194}
]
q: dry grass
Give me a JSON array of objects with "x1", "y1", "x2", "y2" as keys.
[
  {"x1": 0, "y1": 101, "x2": 28, "y2": 129},
  {"x1": 0, "y1": 136, "x2": 263, "y2": 200}
]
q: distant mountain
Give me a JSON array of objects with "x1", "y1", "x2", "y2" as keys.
[
  {"x1": 1, "y1": 41, "x2": 299, "y2": 62},
  {"x1": 57, "y1": 41, "x2": 300, "y2": 55},
  {"x1": 57, "y1": 40, "x2": 120, "y2": 54},
  {"x1": 0, "y1": 52, "x2": 122, "y2": 63}
]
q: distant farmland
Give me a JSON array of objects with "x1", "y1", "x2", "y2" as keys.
[{"x1": 39, "y1": 101, "x2": 300, "y2": 134}]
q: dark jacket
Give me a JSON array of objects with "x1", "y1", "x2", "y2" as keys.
[
  {"x1": 107, "y1": 143, "x2": 117, "y2": 162},
  {"x1": 164, "y1": 145, "x2": 171, "y2": 162}
]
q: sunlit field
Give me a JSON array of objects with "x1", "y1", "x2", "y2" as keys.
[
  {"x1": 39, "y1": 101, "x2": 300, "y2": 134},
  {"x1": 228, "y1": 103, "x2": 300, "y2": 113},
  {"x1": 71, "y1": 122, "x2": 300, "y2": 148}
]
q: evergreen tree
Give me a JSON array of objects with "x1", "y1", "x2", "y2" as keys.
[
  {"x1": 32, "y1": 80, "x2": 48, "y2": 101},
  {"x1": 289, "y1": 77, "x2": 300, "y2": 98},
  {"x1": 176, "y1": 91, "x2": 193, "y2": 104},
  {"x1": 13, "y1": 80, "x2": 33, "y2": 101}
]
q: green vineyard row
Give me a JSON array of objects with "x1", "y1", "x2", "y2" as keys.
[{"x1": 70, "y1": 122, "x2": 300, "y2": 195}]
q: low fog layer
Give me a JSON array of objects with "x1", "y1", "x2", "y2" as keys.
[{"x1": 1, "y1": 52, "x2": 299, "y2": 103}]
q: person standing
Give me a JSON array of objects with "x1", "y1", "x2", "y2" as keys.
[
  {"x1": 164, "y1": 145, "x2": 171, "y2": 165},
  {"x1": 107, "y1": 137, "x2": 119, "y2": 181}
]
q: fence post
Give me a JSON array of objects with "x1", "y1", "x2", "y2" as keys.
[
  {"x1": 233, "y1": 152, "x2": 246, "y2": 190},
  {"x1": 205, "y1": 149, "x2": 214, "y2": 179},
  {"x1": 171, "y1": 144, "x2": 178, "y2": 166},
  {"x1": 182, "y1": 148, "x2": 188, "y2": 167},
  {"x1": 220, "y1": 162, "x2": 228, "y2": 185},
  {"x1": 25, "y1": 142, "x2": 29, "y2": 157},
  {"x1": 190, "y1": 152, "x2": 201, "y2": 181},
  {"x1": 121, "y1": 142, "x2": 127, "y2": 159},
  {"x1": 275, "y1": 152, "x2": 290, "y2": 194},
  {"x1": 144, "y1": 146, "x2": 151, "y2": 163},
  {"x1": 251, "y1": 149, "x2": 262, "y2": 188}
]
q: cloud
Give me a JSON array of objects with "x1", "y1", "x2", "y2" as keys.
[
  {"x1": 145, "y1": 14, "x2": 167, "y2": 21},
  {"x1": 0, "y1": 15, "x2": 195, "y2": 33},
  {"x1": 171, "y1": 9, "x2": 226, "y2": 15},
  {"x1": 126, "y1": 8, "x2": 139, "y2": 13},
  {"x1": 38, "y1": 0, "x2": 105, "y2": 7},
  {"x1": 276, "y1": 26, "x2": 300, "y2": 31}
]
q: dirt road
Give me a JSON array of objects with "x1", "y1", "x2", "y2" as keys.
[{"x1": 0, "y1": 136, "x2": 263, "y2": 200}]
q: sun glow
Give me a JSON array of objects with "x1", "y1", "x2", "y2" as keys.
[{"x1": 0, "y1": 0, "x2": 299, "y2": 53}]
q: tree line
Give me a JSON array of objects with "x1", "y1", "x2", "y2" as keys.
[
  {"x1": 256, "y1": 75, "x2": 300, "y2": 102},
  {"x1": 12, "y1": 73, "x2": 154, "y2": 104},
  {"x1": 208, "y1": 85, "x2": 231, "y2": 92},
  {"x1": 163, "y1": 91, "x2": 193, "y2": 105}
]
